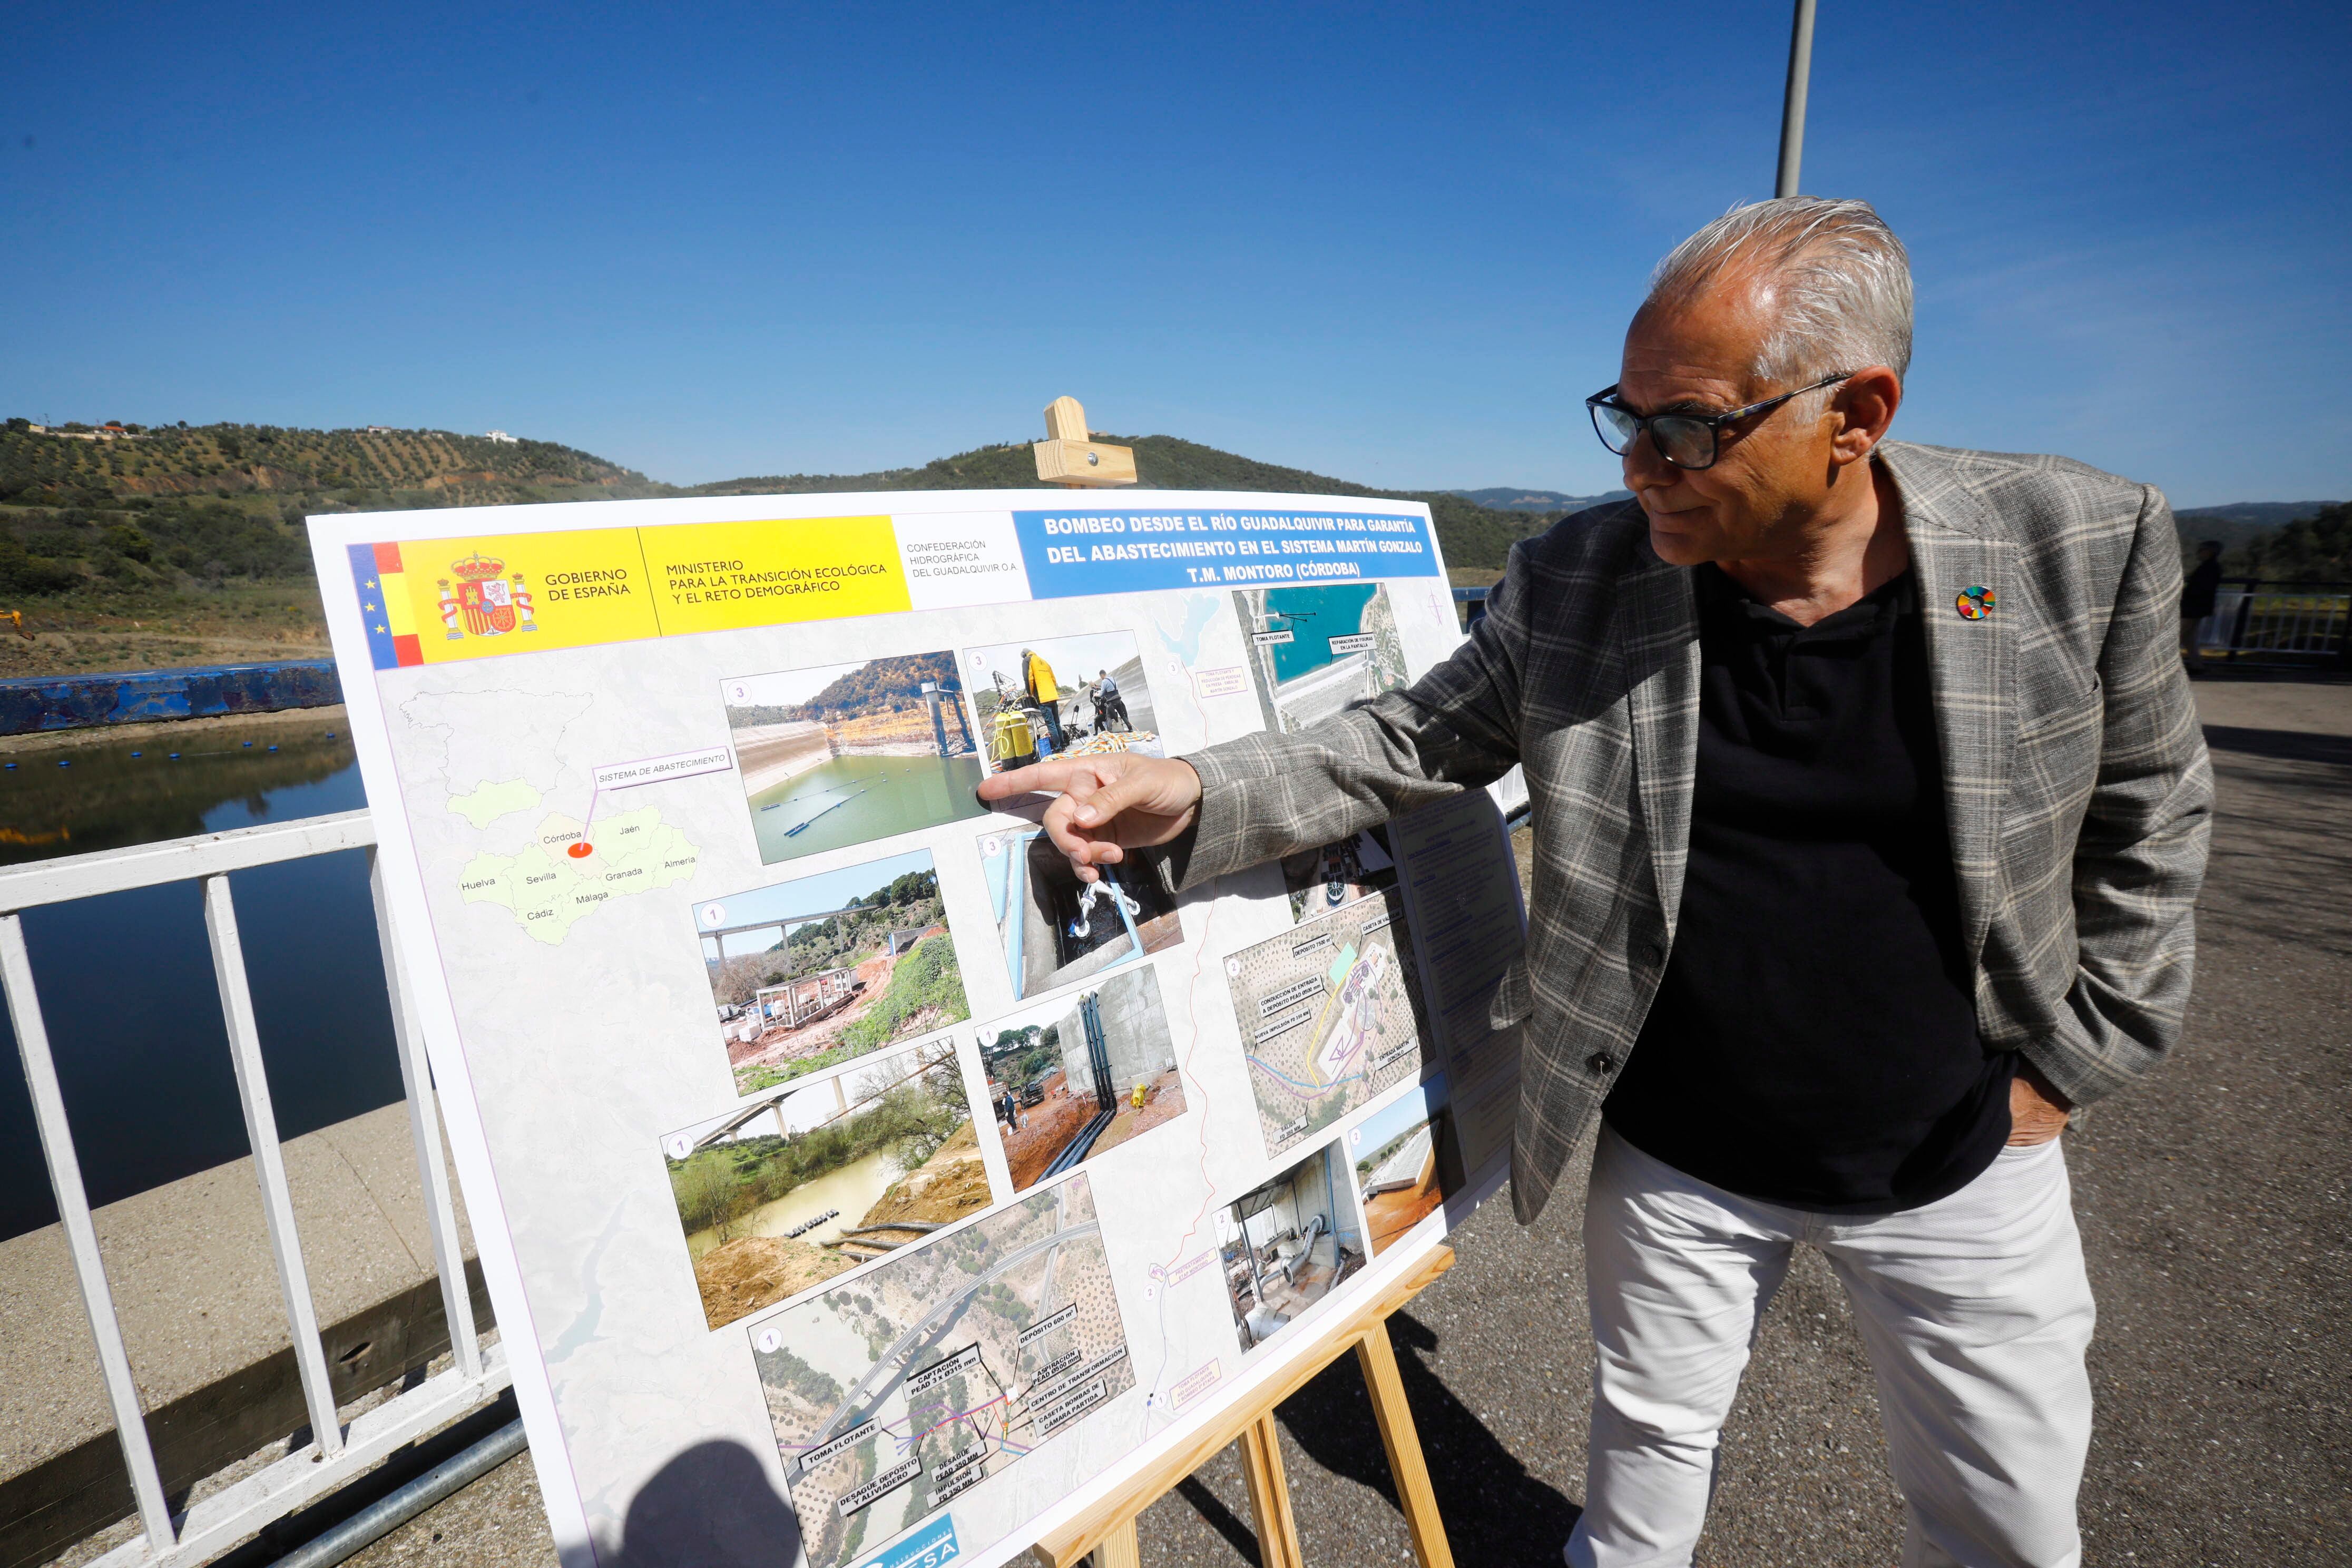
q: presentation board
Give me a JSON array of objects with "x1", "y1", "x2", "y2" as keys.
[{"x1": 310, "y1": 489, "x2": 1527, "y2": 1568}]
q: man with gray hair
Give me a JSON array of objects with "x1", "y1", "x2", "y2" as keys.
[{"x1": 982, "y1": 197, "x2": 2211, "y2": 1566}]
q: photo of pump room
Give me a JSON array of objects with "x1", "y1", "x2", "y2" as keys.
[
  {"x1": 1216, "y1": 1141, "x2": 1366, "y2": 1353},
  {"x1": 976, "y1": 824, "x2": 1184, "y2": 999},
  {"x1": 979, "y1": 963, "x2": 1188, "y2": 1192}
]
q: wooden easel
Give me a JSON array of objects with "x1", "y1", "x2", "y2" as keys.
[
  {"x1": 1033, "y1": 396, "x2": 1139, "y2": 489},
  {"x1": 1032, "y1": 1246, "x2": 1458, "y2": 1568}
]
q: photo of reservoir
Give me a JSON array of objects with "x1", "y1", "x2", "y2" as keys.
[
  {"x1": 660, "y1": 1037, "x2": 990, "y2": 1331},
  {"x1": 977, "y1": 825, "x2": 1184, "y2": 999},
  {"x1": 697, "y1": 848, "x2": 972, "y2": 1094},
  {"x1": 1232, "y1": 583, "x2": 1409, "y2": 734},
  {"x1": 960, "y1": 631, "x2": 1162, "y2": 773},
  {"x1": 978, "y1": 964, "x2": 1187, "y2": 1193},
  {"x1": 722, "y1": 652, "x2": 987, "y2": 864},
  {"x1": 1349, "y1": 1074, "x2": 1465, "y2": 1257}
]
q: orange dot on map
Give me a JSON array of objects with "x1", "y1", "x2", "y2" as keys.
[{"x1": 568, "y1": 842, "x2": 594, "y2": 859}]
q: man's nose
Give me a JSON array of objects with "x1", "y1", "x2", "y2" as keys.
[{"x1": 1621, "y1": 428, "x2": 1676, "y2": 493}]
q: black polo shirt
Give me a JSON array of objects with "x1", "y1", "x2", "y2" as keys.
[{"x1": 1602, "y1": 565, "x2": 2014, "y2": 1213}]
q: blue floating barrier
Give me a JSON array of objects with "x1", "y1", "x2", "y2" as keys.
[
  {"x1": 243, "y1": 741, "x2": 253, "y2": 748},
  {"x1": 58, "y1": 759, "x2": 70, "y2": 767},
  {"x1": 169, "y1": 752, "x2": 181, "y2": 759},
  {"x1": 132, "y1": 750, "x2": 142, "y2": 757},
  {"x1": 267, "y1": 744, "x2": 279, "y2": 752}
]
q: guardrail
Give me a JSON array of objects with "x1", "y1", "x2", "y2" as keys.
[
  {"x1": 1, "y1": 812, "x2": 511, "y2": 1567},
  {"x1": 2202, "y1": 580, "x2": 2351, "y2": 664},
  {"x1": 1458, "y1": 580, "x2": 2351, "y2": 667}
]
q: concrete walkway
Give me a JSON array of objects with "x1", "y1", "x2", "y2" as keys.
[
  {"x1": 4, "y1": 1103, "x2": 476, "y2": 1483},
  {"x1": 280, "y1": 672, "x2": 2352, "y2": 1568}
]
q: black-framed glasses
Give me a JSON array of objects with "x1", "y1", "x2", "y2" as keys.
[{"x1": 1586, "y1": 371, "x2": 1853, "y2": 470}]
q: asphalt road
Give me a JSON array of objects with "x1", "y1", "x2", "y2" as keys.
[{"x1": 342, "y1": 669, "x2": 2349, "y2": 1568}]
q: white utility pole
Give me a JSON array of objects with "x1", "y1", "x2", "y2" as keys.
[{"x1": 1776, "y1": 0, "x2": 1819, "y2": 198}]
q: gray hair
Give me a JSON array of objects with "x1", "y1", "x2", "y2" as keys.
[{"x1": 1647, "y1": 197, "x2": 1914, "y2": 393}]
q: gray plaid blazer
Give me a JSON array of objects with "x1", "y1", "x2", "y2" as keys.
[{"x1": 1172, "y1": 440, "x2": 2213, "y2": 1223}]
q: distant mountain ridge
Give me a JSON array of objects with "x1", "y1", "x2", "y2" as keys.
[
  {"x1": 0, "y1": 418, "x2": 2337, "y2": 604},
  {"x1": 1447, "y1": 486, "x2": 1632, "y2": 513}
]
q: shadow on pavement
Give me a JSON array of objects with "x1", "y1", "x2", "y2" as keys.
[
  {"x1": 1263, "y1": 1311, "x2": 1581, "y2": 1567},
  {"x1": 2202, "y1": 724, "x2": 2352, "y2": 770}
]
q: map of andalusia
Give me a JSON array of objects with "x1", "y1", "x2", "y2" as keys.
[{"x1": 459, "y1": 806, "x2": 700, "y2": 944}]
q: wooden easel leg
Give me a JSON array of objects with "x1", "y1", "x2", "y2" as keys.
[
  {"x1": 1086, "y1": 1517, "x2": 1141, "y2": 1568},
  {"x1": 1237, "y1": 1413, "x2": 1306, "y2": 1568},
  {"x1": 1356, "y1": 1323, "x2": 1456, "y2": 1568}
]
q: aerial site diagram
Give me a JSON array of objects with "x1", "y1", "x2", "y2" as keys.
[
  {"x1": 1223, "y1": 890, "x2": 1436, "y2": 1158},
  {"x1": 754, "y1": 1174, "x2": 1135, "y2": 1568}
]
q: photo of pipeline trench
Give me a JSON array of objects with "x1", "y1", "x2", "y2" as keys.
[{"x1": 979, "y1": 964, "x2": 1187, "y2": 1193}]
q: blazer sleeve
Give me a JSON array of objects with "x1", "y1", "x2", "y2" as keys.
[
  {"x1": 1163, "y1": 555, "x2": 1531, "y2": 893},
  {"x1": 2030, "y1": 484, "x2": 2216, "y2": 1105}
]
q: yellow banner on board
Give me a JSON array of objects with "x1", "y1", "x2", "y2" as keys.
[
  {"x1": 640, "y1": 515, "x2": 908, "y2": 634},
  {"x1": 367, "y1": 516, "x2": 910, "y2": 667},
  {"x1": 388, "y1": 527, "x2": 658, "y2": 664}
]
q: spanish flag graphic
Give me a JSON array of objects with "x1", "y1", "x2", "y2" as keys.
[{"x1": 350, "y1": 542, "x2": 424, "y2": 670}]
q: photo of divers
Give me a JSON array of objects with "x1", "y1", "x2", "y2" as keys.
[
  {"x1": 962, "y1": 631, "x2": 1163, "y2": 773},
  {"x1": 722, "y1": 651, "x2": 987, "y2": 864},
  {"x1": 1216, "y1": 1140, "x2": 1365, "y2": 1353},
  {"x1": 978, "y1": 964, "x2": 1188, "y2": 1192},
  {"x1": 977, "y1": 823, "x2": 1184, "y2": 999}
]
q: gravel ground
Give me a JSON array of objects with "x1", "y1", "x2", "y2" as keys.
[{"x1": 348, "y1": 669, "x2": 2349, "y2": 1568}]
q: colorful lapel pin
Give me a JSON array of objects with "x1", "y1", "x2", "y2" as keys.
[{"x1": 1956, "y1": 585, "x2": 1996, "y2": 621}]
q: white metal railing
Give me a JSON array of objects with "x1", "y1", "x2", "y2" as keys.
[
  {"x1": 0, "y1": 810, "x2": 512, "y2": 1567},
  {"x1": 2204, "y1": 587, "x2": 2351, "y2": 659}
]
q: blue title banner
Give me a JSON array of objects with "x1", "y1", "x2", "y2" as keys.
[{"x1": 1010, "y1": 507, "x2": 1439, "y2": 599}]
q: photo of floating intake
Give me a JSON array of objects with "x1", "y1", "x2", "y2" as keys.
[
  {"x1": 723, "y1": 651, "x2": 988, "y2": 864},
  {"x1": 978, "y1": 964, "x2": 1187, "y2": 1193},
  {"x1": 697, "y1": 848, "x2": 971, "y2": 1094},
  {"x1": 977, "y1": 824, "x2": 1184, "y2": 999}
]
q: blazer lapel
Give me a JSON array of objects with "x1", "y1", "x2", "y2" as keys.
[
  {"x1": 1619, "y1": 547, "x2": 1701, "y2": 934},
  {"x1": 1886, "y1": 446, "x2": 2016, "y2": 967}
]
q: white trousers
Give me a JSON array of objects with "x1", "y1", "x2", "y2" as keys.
[{"x1": 1565, "y1": 1127, "x2": 2096, "y2": 1568}]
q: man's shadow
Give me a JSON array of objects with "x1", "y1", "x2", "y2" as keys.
[
  {"x1": 1253, "y1": 1310, "x2": 1581, "y2": 1566},
  {"x1": 602, "y1": 1440, "x2": 800, "y2": 1568}
]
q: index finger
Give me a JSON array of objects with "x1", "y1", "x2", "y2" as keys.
[{"x1": 976, "y1": 759, "x2": 1103, "y2": 802}]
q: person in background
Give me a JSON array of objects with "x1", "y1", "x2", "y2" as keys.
[
  {"x1": 1094, "y1": 668, "x2": 1130, "y2": 730},
  {"x1": 2180, "y1": 540, "x2": 2224, "y2": 674},
  {"x1": 1021, "y1": 649, "x2": 1066, "y2": 750},
  {"x1": 981, "y1": 198, "x2": 2212, "y2": 1568}
]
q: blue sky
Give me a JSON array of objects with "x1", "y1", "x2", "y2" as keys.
[{"x1": 4, "y1": 3, "x2": 2343, "y2": 506}]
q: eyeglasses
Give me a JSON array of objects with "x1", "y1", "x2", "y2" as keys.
[{"x1": 1586, "y1": 371, "x2": 1853, "y2": 471}]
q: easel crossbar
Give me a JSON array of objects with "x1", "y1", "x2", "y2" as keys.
[{"x1": 1033, "y1": 1245, "x2": 1457, "y2": 1568}]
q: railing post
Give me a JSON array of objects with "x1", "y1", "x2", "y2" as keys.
[
  {"x1": 368, "y1": 850, "x2": 483, "y2": 1380},
  {"x1": 0, "y1": 914, "x2": 180, "y2": 1551},
  {"x1": 203, "y1": 874, "x2": 346, "y2": 1459}
]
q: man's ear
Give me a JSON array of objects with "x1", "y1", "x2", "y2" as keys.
[{"x1": 1832, "y1": 365, "x2": 1903, "y2": 463}]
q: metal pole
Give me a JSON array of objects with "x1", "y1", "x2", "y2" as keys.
[{"x1": 1776, "y1": 0, "x2": 1819, "y2": 198}]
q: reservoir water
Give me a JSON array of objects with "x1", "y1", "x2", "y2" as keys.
[
  {"x1": 0, "y1": 716, "x2": 400, "y2": 1242},
  {"x1": 685, "y1": 1147, "x2": 906, "y2": 1261},
  {"x1": 748, "y1": 752, "x2": 987, "y2": 866}
]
